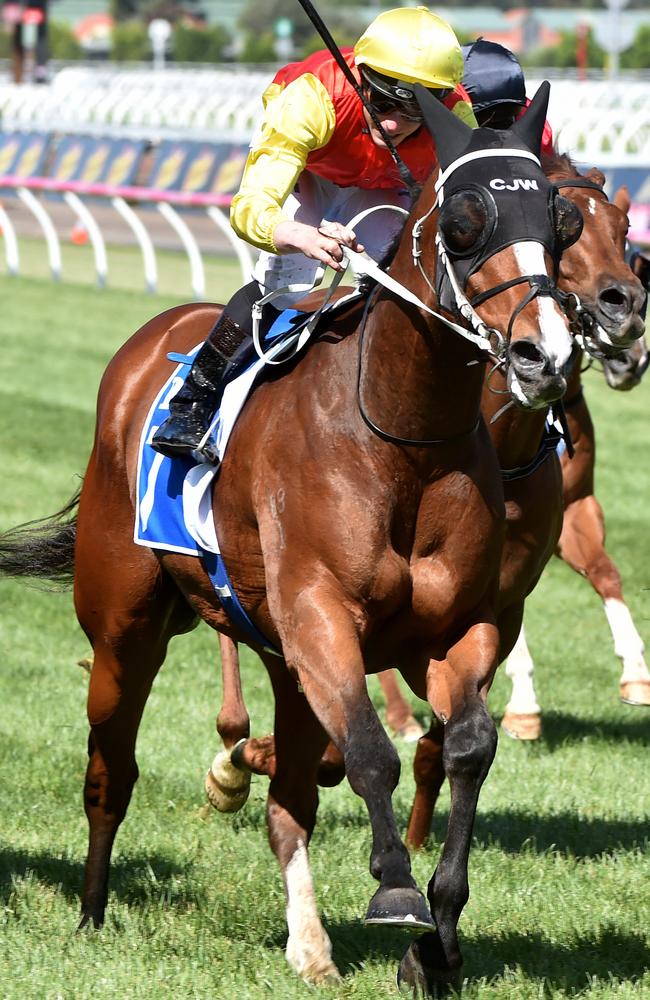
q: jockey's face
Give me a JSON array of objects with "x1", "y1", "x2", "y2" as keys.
[{"x1": 362, "y1": 105, "x2": 422, "y2": 147}]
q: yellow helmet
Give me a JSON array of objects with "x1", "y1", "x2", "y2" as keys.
[{"x1": 354, "y1": 6, "x2": 463, "y2": 91}]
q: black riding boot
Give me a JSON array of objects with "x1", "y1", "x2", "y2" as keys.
[{"x1": 152, "y1": 312, "x2": 254, "y2": 463}]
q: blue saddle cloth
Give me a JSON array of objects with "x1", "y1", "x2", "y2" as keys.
[{"x1": 133, "y1": 311, "x2": 310, "y2": 654}]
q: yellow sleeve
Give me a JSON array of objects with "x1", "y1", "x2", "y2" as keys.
[
  {"x1": 230, "y1": 74, "x2": 336, "y2": 254},
  {"x1": 453, "y1": 100, "x2": 478, "y2": 129}
]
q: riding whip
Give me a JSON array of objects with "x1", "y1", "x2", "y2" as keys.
[{"x1": 293, "y1": 0, "x2": 418, "y2": 198}]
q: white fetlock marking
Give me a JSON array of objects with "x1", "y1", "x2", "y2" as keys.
[
  {"x1": 285, "y1": 840, "x2": 340, "y2": 983},
  {"x1": 504, "y1": 624, "x2": 541, "y2": 714},
  {"x1": 604, "y1": 598, "x2": 650, "y2": 683}
]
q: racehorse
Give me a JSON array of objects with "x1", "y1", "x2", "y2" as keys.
[
  {"x1": 403, "y1": 157, "x2": 646, "y2": 859},
  {"x1": 208, "y1": 159, "x2": 647, "y2": 777},
  {"x1": 499, "y1": 182, "x2": 650, "y2": 738},
  {"x1": 0, "y1": 86, "x2": 580, "y2": 994},
  {"x1": 205, "y1": 152, "x2": 647, "y2": 973},
  {"x1": 502, "y1": 332, "x2": 649, "y2": 739}
]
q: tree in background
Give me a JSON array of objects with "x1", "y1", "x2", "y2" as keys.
[
  {"x1": 173, "y1": 21, "x2": 230, "y2": 62},
  {"x1": 524, "y1": 27, "x2": 605, "y2": 69},
  {"x1": 620, "y1": 24, "x2": 650, "y2": 69},
  {"x1": 238, "y1": 0, "x2": 365, "y2": 62}
]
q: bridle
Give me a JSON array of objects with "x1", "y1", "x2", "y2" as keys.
[
  {"x1": 552, "y1": 177, "x2": 621, "y2": 364},
  {"x1": 412, "y1": 147, "x2": 577, "y2": 364},
  {"x1": 355, "y1": 146, "x2": 576, "y2": 447}
]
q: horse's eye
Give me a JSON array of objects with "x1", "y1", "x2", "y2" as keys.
[
  {"x1": 554, "y1": 195, "x2": 583, "y2": 251},
  {"x1": 439, "y1": 191, "x2": 490, "y2": 256}
]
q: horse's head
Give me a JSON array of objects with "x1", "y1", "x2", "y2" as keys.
[
  {"x1": 601, "y1": 334, "x2": 649, "y2": 391},
  {"x1": 546, "y1": 168, "x2": 646, "y2": 353},
  {"x1": 414, "y1": 81, "x2": 576, "y2": 409}
]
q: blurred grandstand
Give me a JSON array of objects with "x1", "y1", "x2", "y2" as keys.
[{"x1": 0, "y1": 64, "x2": 648, "y2": 295}]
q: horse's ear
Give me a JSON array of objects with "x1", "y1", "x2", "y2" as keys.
[
  {"x1": 414, "y1": 83, "x2": 473, "y2": 170},
  {"x1": 613, "y1": 184, "x2": 631, "y2": 215},
  {"x1": 510, "y1": 80, "x2": 550, "y2": 155}
]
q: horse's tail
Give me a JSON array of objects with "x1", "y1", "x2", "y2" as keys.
[{"x1": 0, "y1": 487, "x2": 80, "y2": 586}]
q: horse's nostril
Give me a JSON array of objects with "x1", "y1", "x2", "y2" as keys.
[
  {"x1": 599, "y1": 285, "x2": 630, "y2": 315},
  {"x1": 509, "y1": 340, "x2": 546, "y2": 369}
]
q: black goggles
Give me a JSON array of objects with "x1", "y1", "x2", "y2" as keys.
[{"x1": 365, "y1": 84, "x2": 452, "y2": 122}]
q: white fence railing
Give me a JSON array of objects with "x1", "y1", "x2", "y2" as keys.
[
  {"x1": 0, "y1": 175, "x2": 254, "y2": 297},
  {"x1": 0, "y1": 68, "x2": 649, "y2": 294},
  {"x1": 1, "y1": 67, "x2": 649, "y2": 160}
]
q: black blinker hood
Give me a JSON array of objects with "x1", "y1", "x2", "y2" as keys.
[{"x1": 412, "y1": 81, "x2": 560, "y2": 312}]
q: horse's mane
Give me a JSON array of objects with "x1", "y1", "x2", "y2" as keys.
[{"x1": 541, "y1": 147, "x2": 578, "y2": 178}]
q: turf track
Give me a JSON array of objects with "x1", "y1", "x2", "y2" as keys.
[{"x1": 0, "y1": 273, "x2": 649, "y2": 999}]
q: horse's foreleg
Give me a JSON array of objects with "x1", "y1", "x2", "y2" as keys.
[
  {"x1": 559, "y1": 495, "x2": 650, "y2": 705},
  {"x1": 263, "y1": 656, "x2": 340, "y2": 984},
  {"x1": 378, "y1": 669, "x2": 424, "y2": 742},
  {"x1": 205, "y1": 635, "x2": 252, "y2": 812},
  {"x1": 80, "y1": 637, "x2": 165, "y2": 929},
  {"x1": 399, "y1": 623, "x2": 498, "y2": 996},
  {"x1": 405, "y1": 724, "x2": 445, "y2": 850},
  {"x1": 276, "y1": 590, "x2": 432, "y2": 930}
]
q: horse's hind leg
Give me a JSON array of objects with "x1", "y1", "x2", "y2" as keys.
[
  {"x1": 80, "y1": 627, "x2": 169, "y2": 928},
  {"x1": 378, "y1": 669, "x2": 424, "y2": 742},
  {"x1": 75, "y1": 538, "x2": 191, "y2": 928},
  {"x1": 559, "y1": 495, "x2": 650, "y2": 705},
  {"x1": 262, "y1": 655, "x2": 340, "y2": 984},
  {"x1": 405, "y1": 723, "x2": 445, "y2": 850},
  {"x1": 205, "y1": 635, "x2": 253, "y2": 813}
]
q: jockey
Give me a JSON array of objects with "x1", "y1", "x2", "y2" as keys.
[
  {"x1": 152, "y1": 5, "x2": 476, "y2": 463},
  {"x1": 461, "y1": 38, "x2": 554, "y2": 156}
]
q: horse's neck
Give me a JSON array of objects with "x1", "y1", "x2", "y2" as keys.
[
  {"x1": 359, "y1": 250, "x2": 485, "y2": 454},
  {"x1": 481, "y1": 369, "x2": 549, "y2": 470}
]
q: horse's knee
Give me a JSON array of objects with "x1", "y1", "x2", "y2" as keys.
[
  {"x1": 345, "y1": 712, "x2": 401, "y2": 795},
  {"x1": 442, "y1": 701, "x2": 497, "y2": 782}
]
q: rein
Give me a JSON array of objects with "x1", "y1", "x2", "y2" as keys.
[{"x1": 356, "y1": 286, "x2": 481, "y2": 448}]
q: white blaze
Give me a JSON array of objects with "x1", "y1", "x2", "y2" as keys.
[{"x1": 513, "y1": 241, "x2": 573, "y2": 369}]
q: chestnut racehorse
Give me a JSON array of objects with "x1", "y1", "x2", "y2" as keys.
[
  {"x1": 502, "y1": 330, "x2": 650, "y2": 737},
  {"x1": 209, "y1": 160, "x2": 647, "y2": 770},
  {"x1": 206, "y1": 155, "x2": 647, "y2": 982},
  {"x1": 0, "y1": 87, "x2": 581, "y2": 993}
]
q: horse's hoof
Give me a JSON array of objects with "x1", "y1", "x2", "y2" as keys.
[
  {"x1": 395, "y1": 717, "x2": 426, "y2": 742},
  {"x1": 364, "y1": 886, "x2": 434, "y2": 931},
  {"x1": 501, "y1": 711, "x2": 541, "y2": 741},
  {"x1": 620, "y1": 680, "x2": 650, "y2": 706},
  {"x1": 286, "y1": 930, "x2": 342, "y2": 984},
  {"x1": 397, "y1": 937, "x2": 463, "y2": 998},
  {"x1": 77, "y1": 910, "x2": 102, "y2": 931},
  {"x1": 205, "y1": 750, "x2": 251, "y2": 812}
]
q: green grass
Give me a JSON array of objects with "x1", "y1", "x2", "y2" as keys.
[
  {"x1": 2, "y1": 233, "x2": 244, "y2": 299},
  {"x1": 1, "y1": 273, "x2": 649, "y2": 999}
]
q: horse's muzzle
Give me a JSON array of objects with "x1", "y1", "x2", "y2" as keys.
[
  {"x1": 507, "y1": 339, "x2": 568, "y2": 408},
  {"x1": 602, "y1": 342, "x2": 650, "y2": 391},
  {"x1": 592, "y1": 278, "x2": 646, "y2": 348}
]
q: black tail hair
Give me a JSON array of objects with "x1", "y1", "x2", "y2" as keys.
[{"x1": 0, "y1": 486, "x2": 80, "y2": 588}]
